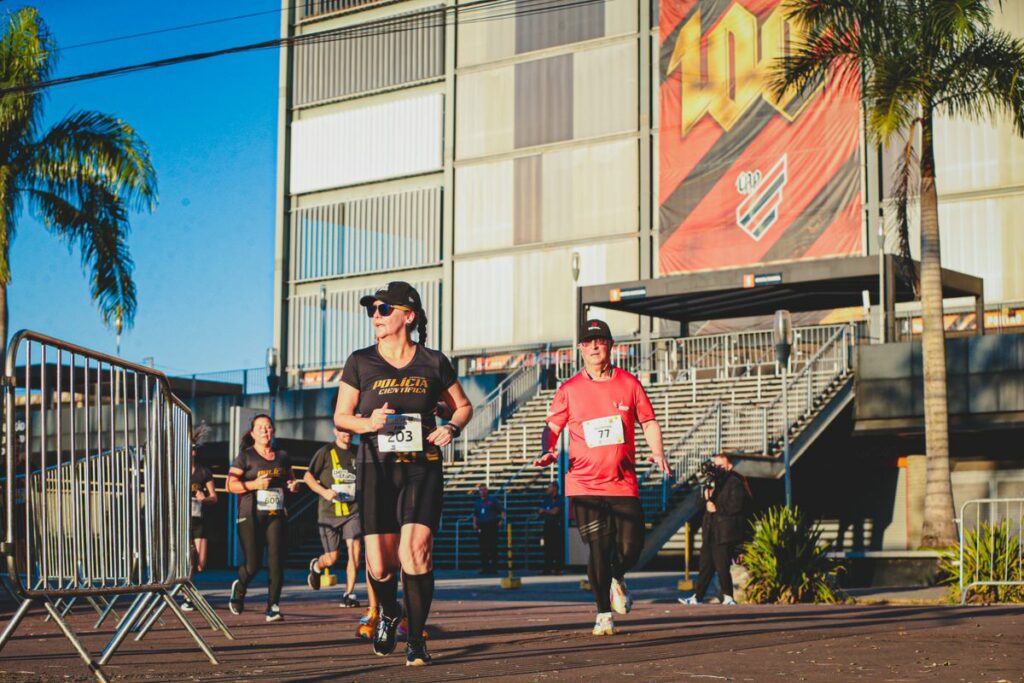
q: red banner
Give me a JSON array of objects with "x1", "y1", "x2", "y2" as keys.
[{"x1": 659, "y1": 0, "x2": 863, "y2": 274}]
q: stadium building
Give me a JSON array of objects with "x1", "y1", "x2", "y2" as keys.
[{"x1": 196, "y1": 0, "x2": 1024, "y2": 574}]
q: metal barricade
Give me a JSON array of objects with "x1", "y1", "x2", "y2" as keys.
[
  {"x1": 0, "y1": 330, "x2": 229, "y2": 682},
  {"x1": 957, "y1": 497, "x2": 1024, "y2": 605}
]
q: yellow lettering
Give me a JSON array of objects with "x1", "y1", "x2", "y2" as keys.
[{"x1": 668, "y1": 3, "x2": 819, "y2": 135}]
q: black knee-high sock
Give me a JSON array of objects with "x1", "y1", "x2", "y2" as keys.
[
  {"x1": 368, "y1": 571, "x2": 400, "y2": 617},
  {"x1": 588, "y1": 536, "x2": 614, "y2": 613},
  {"x1": 402, "y1": 571, "x2": 434, "y2": 644}
]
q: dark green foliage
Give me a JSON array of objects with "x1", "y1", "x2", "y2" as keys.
[
  {"x1": 743, "y1": 506, "x2": 845, "y2": 604},
  {"x1": 939, "y1": 519, "x2": 1024, "y2": 604}
]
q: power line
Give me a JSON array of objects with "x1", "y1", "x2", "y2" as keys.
[
  {"x1": 60, "y1": 5, "x2": 287, "y2": 51},
  {"x1": 4, "y1": 0, "x2": 602, "y2": 96}
]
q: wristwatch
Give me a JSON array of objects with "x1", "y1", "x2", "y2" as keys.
[{"x1": 446, "y1": 423, "x2": 462, "y2": 438}]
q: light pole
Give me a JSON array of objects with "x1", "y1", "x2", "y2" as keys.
[
  {"x1": 773, "y1": 310, "x2": 794, "y2": 509},
  {"x1": 266, "y1": 347, "x2": 280, "y2": 422},
  {"x1": 570, "y1": 251, "x2": 581, "y2": 370},
  {"x1": 319, "y1": 284, "x2": 328, "y2": 388}
]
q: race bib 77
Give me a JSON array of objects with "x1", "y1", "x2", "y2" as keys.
[{"x1": 582, "y1": 415, "x2": 625, "y2": 448}]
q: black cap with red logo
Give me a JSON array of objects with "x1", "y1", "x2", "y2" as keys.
[{"x1": 579, "y1": 318, "x2": 613, "y2": 343}]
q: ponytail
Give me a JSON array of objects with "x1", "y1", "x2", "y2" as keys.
[{"x1": 412, "y1": 309, "x2": 428, "y2": 346}]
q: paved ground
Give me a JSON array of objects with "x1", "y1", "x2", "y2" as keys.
[{"x1": 0, "y1": 571, "x2": 1021, "y2": 682}]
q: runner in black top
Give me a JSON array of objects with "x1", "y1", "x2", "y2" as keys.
[
  {"x1": 184, "y1": 444, "x2": 217, "y2": 612},
  {"x1": 304, "y1": 428, "x2": 369, "y2": 605},
  {"x1": 225, "y1": 414, "x2": 299, "y2": 622},
  {"x1": 334, "y1": 281, "x2": 472, "y2": 666}
]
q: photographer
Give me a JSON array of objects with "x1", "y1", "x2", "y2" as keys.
[{"x1": 680, "y1": 452, "x2": 749, "y2": 605}]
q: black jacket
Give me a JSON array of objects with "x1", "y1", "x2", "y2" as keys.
[{"x1": 701, "y1": 470, "x2": 748, "y2": 546}]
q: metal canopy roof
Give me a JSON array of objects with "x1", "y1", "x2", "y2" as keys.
[{"x1": 580, "y1": 255, "x2": 984, "y2": 324}]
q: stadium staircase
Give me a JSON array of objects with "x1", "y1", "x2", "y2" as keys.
[{"x1": 433, "y1": 323, "x2": 858, "y2": 570}]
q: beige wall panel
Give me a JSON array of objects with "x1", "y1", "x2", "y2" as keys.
[
  {"x1": 454, "y1": 160, "x2": 515, "y2": 253},
  {"x1": 934, "y1": 115, "x2": 1024, "y2": 195},
  {"x1": 452, "y1": 255, "x2": 516, "y2": 348},
  {"x1": 452, "y1": 239, "x2": 639, "y2": 350},
  {"x1": 456, "y1": 68, "x2": 515, "y2": 159},
  {"x1": 542, "y1": 139, "x2": 639, "y2": 241},
  {"x1": 604, "y1": 0, "x2": 639, "y2": 37},
  {"x1": 573, "y1": 41, "x2": 638, "y2": 140},
  {"x1": 457, "y1": 12, "x2": 516, "y2": 66},
  {"x1": 937, "y1": 195, "x2": 1024, "y2": 302}
]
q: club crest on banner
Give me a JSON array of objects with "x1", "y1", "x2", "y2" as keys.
[{"x1": 735, "y1": 155, "x2": 788, "y2": 241}]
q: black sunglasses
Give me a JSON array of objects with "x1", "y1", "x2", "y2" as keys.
[{"x1": 365, "y1": 302, "x2": 410, "y2": 318}]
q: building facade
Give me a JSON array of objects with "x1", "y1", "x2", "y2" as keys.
[{"x1": 274, "y1": 0, "x2": 1024, "y2": 388}]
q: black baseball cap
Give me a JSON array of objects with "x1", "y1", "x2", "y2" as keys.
[
  {"x1": 580, "y1": 319, "x2": 613, "y2": 343},
  {"x1": 360, "y1": 281, "x2": 422, "y2": 311}
]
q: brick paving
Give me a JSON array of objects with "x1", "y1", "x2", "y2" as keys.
[{"x1": 0, "y1": 572, "x2": 1021, "y2": 682}]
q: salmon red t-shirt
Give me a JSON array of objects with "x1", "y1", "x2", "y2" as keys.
[{"x1": 546, "y1": 368, "x2": 656, "y2": 497}]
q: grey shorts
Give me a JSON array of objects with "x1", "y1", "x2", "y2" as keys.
[{"x1": 318, "y1": 515, "x2": 362, "y2": 554}]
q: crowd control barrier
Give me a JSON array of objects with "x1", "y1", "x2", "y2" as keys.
[{"x1": 0, "y1": 330, "x2": 230, "y2": 682}]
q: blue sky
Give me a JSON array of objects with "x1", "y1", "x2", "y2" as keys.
[{"x1": 7, "y1": 1, "x2": 281, "y2": 375}]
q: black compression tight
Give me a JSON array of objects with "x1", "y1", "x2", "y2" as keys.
[
  {"x1": 236, "y1": 514, "x2": 286, "y2": 606},
  {"x1": 587, "y1": 529, "x2": 644, "y2": 613}
]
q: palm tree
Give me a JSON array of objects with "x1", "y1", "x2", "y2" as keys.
[
  {"x1": 0, "y1": 7, "x2": 156, "y2": 358},
  {"x1": 773, "y1": 0, "x2": 1024, "y2": 546}
]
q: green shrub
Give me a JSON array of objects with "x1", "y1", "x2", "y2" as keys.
[
  {"x1": 742, "y1": 506, "x2": 845, "y2": 604},
  {"x1": 939, "y1": 519, "x2": 1024, "y2": 604}
]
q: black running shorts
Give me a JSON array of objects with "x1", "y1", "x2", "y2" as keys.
[
  {"x1": 571, "y1": 495, "x2": 645, "y2": 545},
  {"x1": 191, "y1": 517, "x2": 206, "y2": 540},
  {"x1": 358, "y1": 451, "x2": 444, "y2": 535}
]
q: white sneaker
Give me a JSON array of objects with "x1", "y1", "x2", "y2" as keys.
[
  {"x1": 677, "y1": 594, "x2": 700, "y2": 605},
  {"x1": 592, "y1": 612, "x2": 615, "y2": 636},
  {"x1": 722, "y1": 595, "x2": 737, "y2": 605},
  {"x1": 609, "y1": 578, "x2": 632, "y2": 614}
]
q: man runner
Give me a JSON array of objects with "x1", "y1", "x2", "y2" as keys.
[{"x1": 534, "y1": 319, "x2": 670, "y2": 636}]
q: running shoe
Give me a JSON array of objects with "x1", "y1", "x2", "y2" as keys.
[
  {"x1": 228, "y1": 580, "x2": 244, "y2": 615},
  {"x1": 307, "y1": 558, "x2": 320, "y2": 590},
  {"x1": 373, "y1": 608, "x2": 401, "y2": 656},
  {"x1": 357, "y1": 608, "x2": 377, "y2": 640},
  {"x1": 180, "y1": 600, "x2": 194, "y2": 612},
  {"x1": 677, "y1": 594, "x2": 700, "y2": 605},
  {"x1": 341, "y1": 592, "x2": 360, "y2": 608},
  {"x1": 592, "y1": 612, "x2": 615, "y2": 636},
  {"x1": 610, "y1": 577, "x2": 632, "y2": 615},
  {"x1": 405, "y1": 640, "x2": 432, "y2": 666},
  {"x1": 265, "y1": 604, "x2": 283, "y2": 622},
  {"x1": 722, "y1": 595, "x2": 737, "y2": 605}
]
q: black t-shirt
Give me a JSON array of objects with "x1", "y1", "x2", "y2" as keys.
[
  {"x1": 230, "y1": 447, "x2": 293, "y2": 519},
  {"x1": 341, "y1": 344, "x2": 458, "y2": 462},
  {"x1": 190, "y1": 464, "x2": 214, "y2": 518},
  {"x1": 309, "y1": 443, "x2": 358, "y2": 522}
]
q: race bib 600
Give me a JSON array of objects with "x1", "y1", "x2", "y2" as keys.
[{"x1": 256, "y1": 487, "x2": 284, "y2": 512}]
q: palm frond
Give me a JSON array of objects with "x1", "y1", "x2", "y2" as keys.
[
  {"x1": 890, "y1": 127, "x2": 920, "y2": 298},
  {"x1": 933, "y1": 29, "x2": 1024, "y2": 136},
  {"x1": 26, "y1": 184, "x2": 138, "y2": 329},
  {"x1": 0, "y1": 8, "x2": 54, "y2": 162},
  {"x1": 863, "y1": 53, "x2": 924, "y2": 143},
  {"x1": 192, "y1": 421, "x2": 210, "y2": 447},
  {"x1": 26, "y1": 110, "x2": 157, "y2": 212}
]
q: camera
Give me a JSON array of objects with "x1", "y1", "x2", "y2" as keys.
[{"x1": 681, "y1": 458, "x2": 726, "y2": 494}]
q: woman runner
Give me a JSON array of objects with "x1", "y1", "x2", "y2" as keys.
[
  {"x1": 334, "y1": 281, "x2": 472, "y2": 666},
  {"x1": 226, "y1": 414, "x2": 300, "y2": 622}
]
